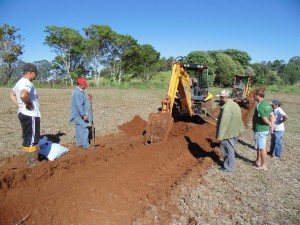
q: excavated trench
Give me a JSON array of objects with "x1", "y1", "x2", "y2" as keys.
[{"x1": 0, "y1": 97, "x2": 255, "y2": 225}]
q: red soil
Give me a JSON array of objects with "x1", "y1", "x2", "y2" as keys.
[
  {"x1": 0, "y1": 116, "x2": 218, "y2": 225},
  {"x1": 0, "y1": 97, "x2": 254, "y2": 225}
]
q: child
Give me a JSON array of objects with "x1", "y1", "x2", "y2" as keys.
[{"x1": 270, "y1": 99, "x2": 288, "y2": 158}]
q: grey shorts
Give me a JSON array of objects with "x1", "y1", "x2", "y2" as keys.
[{"x1": 254, "y1": 131, "x2": 269, "y2": 150}]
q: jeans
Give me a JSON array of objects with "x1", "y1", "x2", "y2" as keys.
[
  {"x1": 220, "y1": 137, "x2": 238, "y2": 172},
  {"x1": 270, "y1": 131, "x2": 284, "y2": 158}
]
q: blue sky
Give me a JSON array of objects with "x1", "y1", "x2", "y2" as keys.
[{"x1": 1, "y1": 0, "x2": 299, "y2": 64}]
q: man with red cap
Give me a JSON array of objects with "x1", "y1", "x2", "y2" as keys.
[{"x1": 69, "y1": 78, "x2": 93, "y2": 149}]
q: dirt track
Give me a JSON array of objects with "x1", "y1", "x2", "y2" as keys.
[{"x1": 0, "y1": 88, "x2": 299, "y2": 225}]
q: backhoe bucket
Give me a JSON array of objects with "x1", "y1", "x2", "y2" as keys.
[
  {"x1": 197, "y1": 99, "x2": 218, "y2": 127},
  {"x1": 200, "y1": 113, "x2": 217, "y2": 127},
  {"x1": 144, "y1": 113, "x2": 174, "y2": 144}
]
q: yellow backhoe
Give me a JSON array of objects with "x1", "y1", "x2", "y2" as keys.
[
  {"x1": 144, "y1": 57, "x2": 217, "y2": 144},
  {"x1": 231, "y1": 74, "x2": 252, "y2": 109}
]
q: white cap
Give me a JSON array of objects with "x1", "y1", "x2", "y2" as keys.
[{"x1": 216, "y1": 89, "x2": 230, "y2": 97}]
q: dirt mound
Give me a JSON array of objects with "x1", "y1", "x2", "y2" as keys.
[
  {"x1": 241, "y1": 91, "x2": 256, "y2": 128},
  {"x1": 0, "y1": 116, "x2": 219, "y2": 225},
  {"x1": 118, "y1": 115, "x2": 147, "y2": 136}
]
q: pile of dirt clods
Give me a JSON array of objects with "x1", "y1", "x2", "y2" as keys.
[{"x1": 0, "y1": 115, "x2": 220, "y2": 225}]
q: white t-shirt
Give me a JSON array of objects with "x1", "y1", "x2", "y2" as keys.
[
  {"x1": 273, "y1": 107, "x2": 286, "y2": 131},
  {"x1": 12, "y1": 77, "x2": 41, "y2": 117}
]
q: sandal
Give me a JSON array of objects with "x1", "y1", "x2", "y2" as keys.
[
  {"x1": 253, "y1": 166, "x2": 267, "y2": 171},
  {"x1": 253, "y1": 161, "x2": 261, "y2": 167}
]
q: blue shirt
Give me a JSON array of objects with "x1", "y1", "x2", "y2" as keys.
[{"x1": 69, "y1": 86, "x2": 92, "y2": 123}]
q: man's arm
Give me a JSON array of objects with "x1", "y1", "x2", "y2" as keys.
[
  {"x1": 282, "y1": 114, "x2": 288, "y2": 123},
  {"x1": 270, "y1": 112, "x2": 275, "y2": 133},
  {"x1": 20, "y1": 89, "x2": 33, "y2": 110},
  {"x1": 217, "y1": 107, "x2": 231, "y2": 140},
  {"x1": 9, "y1": 91, "x2": 18, "y2": 107},
  {"x1": 73, "y1": 91, "x2": 87, "y2": 119},
  {"x1": 261, "y1": 111, "x2": 274, "y2": 133},
  {"x1": 281, "y1": 109, "x2": 288, "y2": 123}
]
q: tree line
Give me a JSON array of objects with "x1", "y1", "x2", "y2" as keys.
[{"x1": 1, "y1": 24, "x2": 299, "y2": 87}]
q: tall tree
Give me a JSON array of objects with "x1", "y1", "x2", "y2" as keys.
[
  {"x1": 266, "y1": 59, "x2": 285, "y2": 71},
  {"x1": 213, "y1": 52, "x2": 244, "y2": 87},
  {"x1": 110, "y1": 33, "x2": 137, "y2": 83},
  {"x1": 187, "y1": 51, "x2": 214, "y2": 66},
  {"x1": 0, "y1": 24, "x2": 24, "y2": 84},
  {"x1": 161, "y1": 57, "x2": 174, "y2": 71},
  {"x1": 44, "y1": 26, "x2": 85, "y2": 85},
  {"x1": 187, "y1": 51, "x2": 215, "y2": 86},
  {"x1": 223, "y1": 49, "x2": 251, "y2": 67},
  {"x1": 34, "y1": 60, "x2": 53, "y2": 81},
  {"x1": 251, "y1": 63, "x2": 270, "y2": 85},
  {"x1": 289, "y1": 56, "x2": 300, "y2": 64},
  {"x1": 84, "y1": 25, "x2": 116, "y2": 85},
  {"x1": 279, "y1": 57, "x2": 300, "y2": 85},
  {"x1": 124, "y1": 44, "x2": 161, "y2": 82}
]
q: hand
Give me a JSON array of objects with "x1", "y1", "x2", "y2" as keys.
[
  {"x1": 88, "y1": 94, "x2": 92, "y2": 100},
  {"x1": 270, "y1": 125, "x2": 274, "y2": 134},
  {"x1": 26, "y1": 103, "x2": 33, "y2": 110},
  {"x1": 83, "y1": 115, "x2": 89, "y2": 121}
]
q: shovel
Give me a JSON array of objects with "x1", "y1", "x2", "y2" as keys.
[{"x1": 88, "y1": 94, "x2": 95, "y2": 149}]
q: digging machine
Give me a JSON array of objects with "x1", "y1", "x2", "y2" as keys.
[
  {"x1": 231, "y1": 74, "x2": 252, "y2": 109},
  {"x1": 144, "y1": 57, "x2": 217, "y2": 144}
]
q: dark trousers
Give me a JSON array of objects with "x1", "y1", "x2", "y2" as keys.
[{"x1": 18, "y1": 113, "x2": 40, "y2": 147}]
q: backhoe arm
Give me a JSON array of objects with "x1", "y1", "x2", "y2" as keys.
[{"x1": 162, "y1": 62, "x2": 193, "y2": 116}]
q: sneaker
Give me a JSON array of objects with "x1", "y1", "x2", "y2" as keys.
[{"x1": 218, "y1": 167, "x2": 231, "y2": 173}]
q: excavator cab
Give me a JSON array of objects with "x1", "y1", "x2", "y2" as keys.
[
  {"x1": 171, "y1": 63, "x2": 213, "y2": 118},
  {"x1": 188, "y1": 64, "x2": 213, "y2": 116},
  {"x1": 144, "y1": 57, "x2": 216, "y2": 144}
]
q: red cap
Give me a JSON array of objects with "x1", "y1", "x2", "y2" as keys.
[{"x1": 77, "y1": 78, "x2": 89, "y2": 86}]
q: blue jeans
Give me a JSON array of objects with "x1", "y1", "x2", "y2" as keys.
[
  {"x1": 220, "y1": 137, "x2": 238, "y2": 172},
  {"x1": 270, "y1": 131, "x2": 284, "y2": 158}
]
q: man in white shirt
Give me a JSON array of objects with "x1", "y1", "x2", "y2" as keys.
[
  {"x1": 9, "y1": 63, "x2": 41, "y2": 167},
  {"x1": 270, "y1": 99, "x2": 288, "y2": 159}
]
